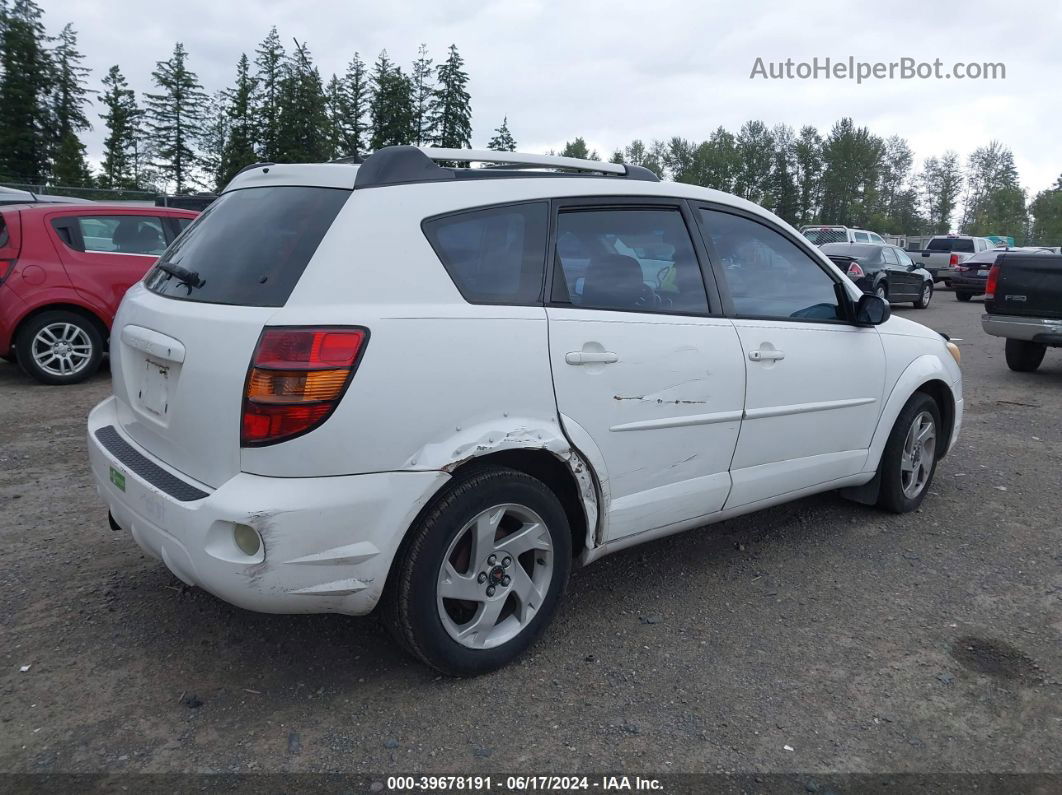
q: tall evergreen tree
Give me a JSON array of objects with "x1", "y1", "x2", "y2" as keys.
[
  {"x1": 253, "y1": 26, "x2": 285, "y2": 160},
  {"x1": 98, "y1": 65, "x2": 139, "y2": 189},
  {"x1": 143, "y1": 42, "x2": 206, "y2": 194},
  {"x1": 733, "y1": 120, "x2": 775, "y2": 204},
  {"x1": 961, "y1": 141, "x2": 1027, "y2": 237},
  {"x1": 696, "y1": 127, "x2": 740, "y2": 192},
  {"x1": 410, "y1": 43, "x2": 434, "y2": 146},
  {"x1": 274, "y1": 39, "x2": 330, "y2": 162},
  {"x1": 873, "y1": 135, "x2": 914, "y2": 231},
  {"x1": 369, "y1": 50, "x2": 414, "y2": 150},
  {"x1": 793, "y1": 125, "x2": 823, "y2": 224},
  {"x1": 49, "y1": 23, "x2": 93, "y2": 186},
  {"x1": 819, "y1": 118, "x2": 883, "y2": 226},
  {"x1": 324, "y1": 73, "x2": 344, "y2": 160},
  {"x1": 339, "y1": 52, "x2": 369, "y2": 158},
  {"x1": 198, "y1": 91, "x2": 228, "y2": 191},
  {"x1": 769, "y1": 124, "x2": 799, "y2": 225},
  {"x1": 218, "y1": 53, "x2": 257, "y2": 186},
  {"x1": 0, "y1": 0, "x2": 52, "y2": 182},
  {"x1": 487, "y1": 116, "x2": 516, "y2": 151},
  {"x1": 430, "y1": 44, "x2": 471, "y2": 150}
]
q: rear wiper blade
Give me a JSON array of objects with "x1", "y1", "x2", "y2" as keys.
[{"x1": 155, "y1": 262, "x2": 204, "y2": 289}]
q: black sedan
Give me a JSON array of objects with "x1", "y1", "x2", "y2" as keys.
[
  {"x1": 953, "y1": 246, "x2": 1056, "y2": 301},
  {"x1": 821, "y1": 242, "x2": 934, "y2": 308}
]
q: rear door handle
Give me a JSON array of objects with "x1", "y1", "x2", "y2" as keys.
[
  {"x1": 565, "y1": 351, "x2": 619, "y2": 365},
  {"x1": 749, "y1": 349, "x2": 785, "y2": 362}
]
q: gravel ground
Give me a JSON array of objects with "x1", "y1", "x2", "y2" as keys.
[{"x1": 1, "y1": 293, "x2": 1060, "y2": 777}]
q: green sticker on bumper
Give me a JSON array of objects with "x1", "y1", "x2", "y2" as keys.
[{"x1": 109, "y1": 467, "x2": 126, "y2": 492}]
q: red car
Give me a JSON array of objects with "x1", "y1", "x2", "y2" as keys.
[{"x1": 0, "y1": 203, "x2": 198, "y2": 384}]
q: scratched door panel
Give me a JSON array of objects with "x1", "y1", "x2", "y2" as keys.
[{"x1": 547, "y1": 308, "x2": 746, "y2": 541}]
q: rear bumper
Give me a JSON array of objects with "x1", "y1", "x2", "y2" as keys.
[
  {"x1": 951, "y1": 273, "x2": 987, "y2": 292},
  {"x1": 88, "y1": 396, "x2": 450, "y2": 615},
  {"x1": 981, "y1": 313, "x2": 1062, "y2": 345}
]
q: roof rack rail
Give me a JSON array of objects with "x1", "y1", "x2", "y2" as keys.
[{"x1": 352, "y1": 146, "x2": 659, "y2": 189}]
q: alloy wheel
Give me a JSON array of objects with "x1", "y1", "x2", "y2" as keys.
[
  {"x1": 900, "y1": 410, "x2": 936, "y2": 498},
  {"x1": 436, "y1": 503, "x2": 554, "y2": 650},
  {"x1": 30, "y1": 322, "x2": 93, "y2": 377}
]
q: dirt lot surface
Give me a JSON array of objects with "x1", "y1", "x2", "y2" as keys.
[{"x1": 1, "y1": 293, "x2": 1060, "y2": 778}]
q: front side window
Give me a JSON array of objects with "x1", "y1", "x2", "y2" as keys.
[
  {"x1": 869, "y1": 233, "x2": 885, "y2": 244},
  {"x1": 76, "y1": 216, "x2": 167, "y2": 255},
  {"x1": 699, "y1": 209, "x2": 843, "y2": 321},
  {"x1": 423, "y1": 202, "x2": 548, "y2": 305},
  {"x1": 552, "y1": 207, "x2": 709, "y2": 314}
]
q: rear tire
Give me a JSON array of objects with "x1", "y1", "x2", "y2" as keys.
[
  {"x1": 877, "y1": 392, "x2": 942, "y2": 514},
  {"x1": 955, "y1": 291, "x2": 973, "y2": 302},
  {"x1": 382, "y1": 467, "x2": 572, "y2": 676},
  {"x1": 914, "y1": 282, "x2": 933, "y2": 309},
  {"x1": 16, "y1": 311, "x2": 103, "y2": 385},
  {"x1": 1004, "y1": 339, "x2": 1046, "y2": 372}
]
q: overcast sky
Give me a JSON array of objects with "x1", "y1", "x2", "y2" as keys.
[{"x1": 41, "y1": 0, "x2": 1061, "y2": 194}]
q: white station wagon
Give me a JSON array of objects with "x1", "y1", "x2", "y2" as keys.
[{"x1": 88, "y1": 148, "x2": 963, "y2": 675}]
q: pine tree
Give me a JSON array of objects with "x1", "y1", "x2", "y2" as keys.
[
  {"x1": 49, "y1": 23, "x2": 93, "y2": 186},
  {"x1": 410, "y1": 43, "x2": 434, "y2": 146},
  {"x1": 324, "y1": 74, "x2": 344, "y2": 160},
  {"x1": 198, "y1": 91, "x2": 228, "y2": 191},
  {"x1": 696, "y1": 127, "x2": 740, "y2": 192},
  {"x1": 143, "y1": 42, "x2": 207, "y2": 194},
  {"x1": 99, "y1": 65, "x2": 139, "y2": 189},
  {"x1": 487, "y1": 116, "x2": 516, "y2": 151},
  {"x1": 819, "y1": 118, "x2": 884, "y2": 227},
  {"x1": 274, "y1": 39, "x2": 330, "y2": 162},
  {"x1": 0, "y1": 0, "x2": 52, "y2": 182},
  {"x1": 430, "y1": 44, "x2": 471, "y2": 150},
  {"x1": 734, "y1": 120, "x2": 775, "y2": 204},
  {"x1": 340, "y1": 52, "x2": 369, "y2": 158},
  {"x1": 218, "y1": 53, "x2": 258, "y2": 186},
  {"x1": 560, "y1": 137, "x2": 598, "y2": 160},
  {"x1": 369, "y1": 51, "x2": 414, "y2": 150},
  {"x1": 793, "y1": 125, "x2": 823, "y2": 224},
  {"x1": 769, "y1": 124, "x2": 799, "y2": 225},
  {"x1": 253, "y1": 26, "x2": 285, "y2": 160},
  {"x1": 920, "y1": 152, "x2": 963, "y2": 234}
]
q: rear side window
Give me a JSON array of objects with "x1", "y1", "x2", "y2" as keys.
[
  {"x1": 853, "y1": 231, "x2": 870, "y2": 242},
  {"x1": 76, "y1": 216, "x2": 167, "y2": 255},
  {"x1": 145, "y1": 187, "x2": 349, "y2": 307},
  {"x1": 803, "y1": 228, "x2": 848, "y2": 245},
  {"x1": 423, "y1": 202, "x2": 548, "y2": 305}
]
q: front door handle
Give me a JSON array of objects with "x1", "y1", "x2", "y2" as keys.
[
  {"x1": 748, "y1": 349, "x2": 785, "y2": 362},
  {"x1": 565, "y1": 351, "x2": 619, "y2": 365}
]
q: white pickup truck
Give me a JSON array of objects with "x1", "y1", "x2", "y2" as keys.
[{"x1": 918, "y1": 234, "x2": 995, "y2": 284}]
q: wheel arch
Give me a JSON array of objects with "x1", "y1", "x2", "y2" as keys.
[{"x1": 14, "y1": 302, "x2": 110, "y2": 350}]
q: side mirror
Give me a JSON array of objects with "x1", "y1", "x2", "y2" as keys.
[{"x1": 855, "y1": 293, "x2": 891, "y2": 325}]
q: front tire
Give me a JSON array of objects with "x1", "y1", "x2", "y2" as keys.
[
  {"x1": 877, "y1": 393, "x2": 942, "y2": 514},
  {"x1": 16, "y1": 311, "x2": 103, "y2": 385},
  {"x1": 383, "y1": 467, "x2": 572, "y2": 676},
  {"x1": 1004, "y1": 339, "x2": 1046, "y2": 372},
  {"x1": 914, "y1": 282, "x2": 933, "y2": 308}
]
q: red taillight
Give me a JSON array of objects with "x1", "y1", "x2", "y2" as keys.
[
  {"x1": 847, "y1": 261, "x2": 865, "y2": 278},
  {"x1": 984, "y1": 264, "x2": 1000, "y2": 300},
  {"x1": 949, "y1": 254, "x2": 959, "y2": 267},
  {"x1": 0, "y1": 258, "x2": 15, "y2": 285},
  {"x1": 241, "y1": 327, "x2": 368, "y2": 446}
]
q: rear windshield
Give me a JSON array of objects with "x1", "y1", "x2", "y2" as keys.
[
  {"x1": 144, "y1": 186, "x2": 350, "y2": 306},
  {"x1": 803, "y1": 228, "x2": 848, "y2": 245},
  {"x1": 820, "y1": 243, "x2": 881, "y2": 260},
  {"x1": 927, "y1": 237, "x2": 974, "y2": 253}
]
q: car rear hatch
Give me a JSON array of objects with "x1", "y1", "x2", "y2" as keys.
[
  {"x1": 109, "y1": 182, "x2": 352, "y2": 488},
  {"x1": 987, "y1": 253, "x2": 1062, "y2": 320}
]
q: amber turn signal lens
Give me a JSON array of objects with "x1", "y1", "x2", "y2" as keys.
[{"x1": 247, "y1": 368, "x2": 350, "y2": 403}]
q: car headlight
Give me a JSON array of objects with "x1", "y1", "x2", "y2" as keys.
[{"x1": 946, "y1": 341, "x2": 961, "y2": 365}]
